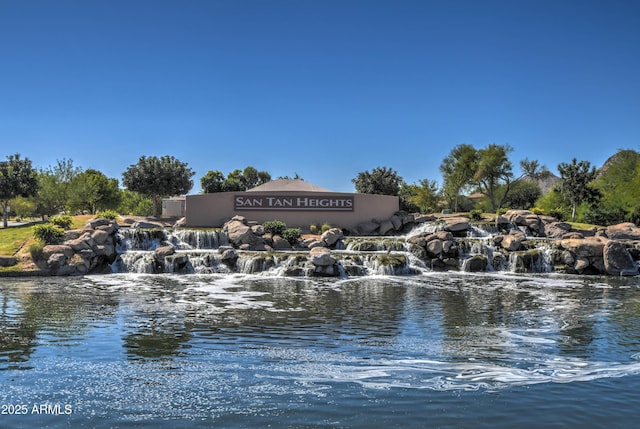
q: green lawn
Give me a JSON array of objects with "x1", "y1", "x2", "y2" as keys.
[
  {"x1": 0, "y1": 215, "x2": 93, "y2": 256},
  {"x1": 0, "y1": 223, "x2": 35, "y2": 256}
]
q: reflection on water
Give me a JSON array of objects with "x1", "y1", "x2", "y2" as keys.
[{"x1": 1, "y1": 273, "x2": 640, "y2": 427}]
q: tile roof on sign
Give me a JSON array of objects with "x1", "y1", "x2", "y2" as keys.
[{"x1": 246, "y1": 179, "x2": 333, "y2": 193}]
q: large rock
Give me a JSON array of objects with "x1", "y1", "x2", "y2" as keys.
[
  {"x1": 154, "y1": 245, "x2": 176, "y2": 262},
  {"x1": 309, "y1": 247, "x2": 336, "y2": 267},
  {"x1": 444, "y1": 217, "x2": 469, "y2": 233},
  {"x1": 224, "y1": 219, "x2": 262, "y2": 247},
  {"x1": 545, "y1": 222, "x2": 572, "y2": 238},
  {"x1": 42, "y1": 245, "x2": 74, "y2": 260},
  {"x1": 356, "y1": 221, "x2": 379, "y2": 235},
  {"x1": 558, "y1": 236, "x2": 607, "y2": 259},
  {"x1": 321, "y1": 228, "x2": 344, "y2": 246},
  {"x1": 500, "y1": 230, "x2": 526, "y2": 251},
  {"x1": 378, "y1": 219, "x2": 394, "y2": 235},
  {"x1": 0, "y1": 256, "x2": 17, "y2": 267},
  {"x1": 131, "y1": 221, "x2": 164, "y2": 229},
  {"x1": 272, "y1": 236, "x2": 292, "y2": 250},
  {"x1": 603, "y1": 241, "x2": 638, "y2": 276},
  {"x1": 426, "y1": 239, "x2": 443, "y2": 257},
  {"x1": 606, "y1": 223, "x2": 640, "y2": 241},
  {"x1": 463, "y1": 255, "x2": 488, "y2": 272}
]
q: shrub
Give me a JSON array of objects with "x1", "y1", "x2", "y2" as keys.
[
  {"x1": 469, "y1": 210, "x2": 482, "y2": 221},
  {"x1": 548, "y1": 208, "x2": 567, "y2": 221},
  {"x1": 33, "y1": 224, "x2": 65, "y2": 245},
  {"x1": 28, "y1": 241, "x2": 45, "y2": 260},
  {"x1": 309, "y1": 224, "x2": 319, "y2": 234},
  {"x1": 96, "y1": 210, "x2": 119, "y2": 220},
  {"x1": 262, "y1": 220, "x2": 287, "y2": 236},
  {"x1": 49, "y1": 214, "x2": 73, "y2": 230},
  {"x1": 496, "y1": 208, "x2": 509, "y2": 216},
  {"x1": 530, "y1": 207, "x2": 545, "y2": 215},
  {"x1": 282, "y1": 227, "x2": 301, "y2": 244},
  {"x1": 321, "y1": 223, "x2": 332, "y2": 233}
]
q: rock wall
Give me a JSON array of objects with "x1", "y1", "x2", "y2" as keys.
[{"x1": 39, "y1": 218, "x2": 119, "y2": 275}]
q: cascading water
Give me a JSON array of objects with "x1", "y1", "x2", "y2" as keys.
[{"x1": 113, "y1": 221, "x2": 564, "y2": 277}]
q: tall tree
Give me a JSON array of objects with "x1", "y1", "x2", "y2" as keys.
[
  {"x1": 122, "y1": 155, "x2": 194, "y2": 217},
  {"x1": 200, "y1": 170, "x2": 226, "y2": 193},
  {"x1": 34, "y1": 158, "x2": 82, "y2": 216},
  {"x1": 400, "y1": 179, "x2": 440, "y2": 213},
  {"x1": 352, "y1": 166, "x2": 402, "y2": 195},
  {"x1": 0, "y1": 154, "x2": 39, "y2": 228},
  {"x1": 69, "y1": 169, "x2": 121, "y2": 214},
  {"x1": 557, "y1": 158, "x2": 601, "y2": 222},
  {"x1": 200, "y1": 166, "x2": 271, "y2": 193},
  {"x1": 474, "y1": 144, "x2": 514, "y2": 211},
  {"x1": 440, "y1": 144, "x2": 478, "y2": 211}
]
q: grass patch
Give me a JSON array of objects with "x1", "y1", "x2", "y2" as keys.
[
  {"x1": 0, "y1": 223, "x2": 36, "y2": 256},
  {"x1": 0, "y1": 215, "x2": 94, "y2": 256},
  {"x1": 568, "y1": 222, "x2": 601, "y2": 231}
]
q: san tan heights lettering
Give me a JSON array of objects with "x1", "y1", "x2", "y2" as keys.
[{"x1": 235, "y1": 195, "x2": 354, "y2": 211}]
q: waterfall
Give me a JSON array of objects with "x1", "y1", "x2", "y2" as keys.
[{"x1": 112, "y1": 221, "x2": 565, "y2": 277}]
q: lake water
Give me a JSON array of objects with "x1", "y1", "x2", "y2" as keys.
[{"x1": 1, "y1": 272, "x2": 640, "y2": 428}]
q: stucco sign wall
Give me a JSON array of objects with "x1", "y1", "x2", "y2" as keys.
[{"x1": 234, "y1": 195, "x2": 354, "y2": 211}]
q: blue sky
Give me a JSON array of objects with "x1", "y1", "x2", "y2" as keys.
[{"x1": 1, "y1": 0, "x2": 639, "y2": 193}]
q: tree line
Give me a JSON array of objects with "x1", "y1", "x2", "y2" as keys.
[{"x1": 1, "y1": 146, "x2": 639, "y2": 228}]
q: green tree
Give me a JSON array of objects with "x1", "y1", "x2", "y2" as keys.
[
  {"x1": 502, "y1": 180, "x2": 541, "y2": 210},
  {"x1": 400, "y1": 179, "x2": 440, "y2": 213},
  {"x1": 0, "y1": 154, "x2": 39, "y2": 228},
  {"x1": 118, "y1": 190, "x2": 153, "y2": 216},
  {"x1": 122, "y1": 155, "x2": 195, "y2": 217},
  {"x1": 200, "y1": 170, "x2": 226, "y2": 193},
  {"x1": 474, "y1": 144, "x2": 514, "y2": 211},
  {"x1": 201, "y1": 166, "x2": 270, "y2": 193},
  {"x1": 352, "y1": 166, "x2": 402, "y2": 195},
  {"x1": 8, "y1": 196, "x2": 37, "y2": 220},
  {"x1": 440, "y1": 144, "x2": 478, "y2": 211},
  {"x1": 34, "y1": 158, "x2": 82, "y2": 216},
  {"x1": 557, "y1": 158, "x2": 601, "y2": 222},
  {"x1": 240, "y1": 166, "x2": 271, "y2": 189},
  {"x1": 69, "y1": 169, "x2": 121, "y2": 214},
  {"x1": 592, "y1": 149, "x2": 640, "y2": 223},
  {"x1": 223, "y1": 169, "x2": 244, "y2": 192}
]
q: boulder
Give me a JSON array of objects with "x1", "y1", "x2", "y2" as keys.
[
  {"x1": 67, "y1": 235, "x2": 92, "y2": 252},
  {"x1": 0, "y1": 256, "x2": 17, "y2": 267},
  {"x1": 47, "y1": 253, "x2": 68, "y2": 270},
  {"x1": 545, "y1": 222, "x2": 572, "y2": 238},
  {"x1": 356, "y1": 221, "x2": 380, "y2": 235},
  {"x1": 154, "y1": 245, "x2": 176, "y2": 262},
  {"x1": 558, "y1": 236, "x2": 607, "y2": 259},
  {"x1": 407, "y1": 233, "x2": 427, "y2": 247},
  {"x1": 606, "y1": 223, "x2": 640, "y2": 241},
  {"x1": 309, "y1": 247, "x2": 336, "y2": 267},
  {"x1": 251, "y1": 225, "x2": 265, "y2": 236},
  {"x1": 378, "y1": 219, "x2": 394, "y2": 235},
  {"x1": 272, "y1": 236, "x2": 292, "y2": 250},
  {"x1": 603, "y1": 241, "x2": 638, "y2": 276},
  {"x1": 389, "y1": 215, "x2": 403, "y2": 230},
  {"x1": 463, "y1": 255, "x2": 488, "y2": 272},
  {"x1": 91, "y1": 229, "x2": 111, "y2": 245},
  {"x1": 86, "y1": 217, "x2": 112, "y2": 229},
  {"x1": 131, "y1": 221, "x2": 164, "y2": 229},
  {"x1": 444, "y1": 217, "x2": 469, "y2": 233},
  {"x1": 500, "y1": 230, "x2": 526, "y2": 251},
  {"x1": 321, "y1": 228, "x2": 344, "y2": 246},
  {"x1": 426, "y1": 239, "x2": 443, "y2": 257},
  {"x1": 224, "y1": 219, "x2": 258, "y2": 246},
  {"x1": 42, "y1": 245, "x2": 74, "y2": 260},
  {"x1": 220, "y1": 248, "x2": 238, "y2": 263}
]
